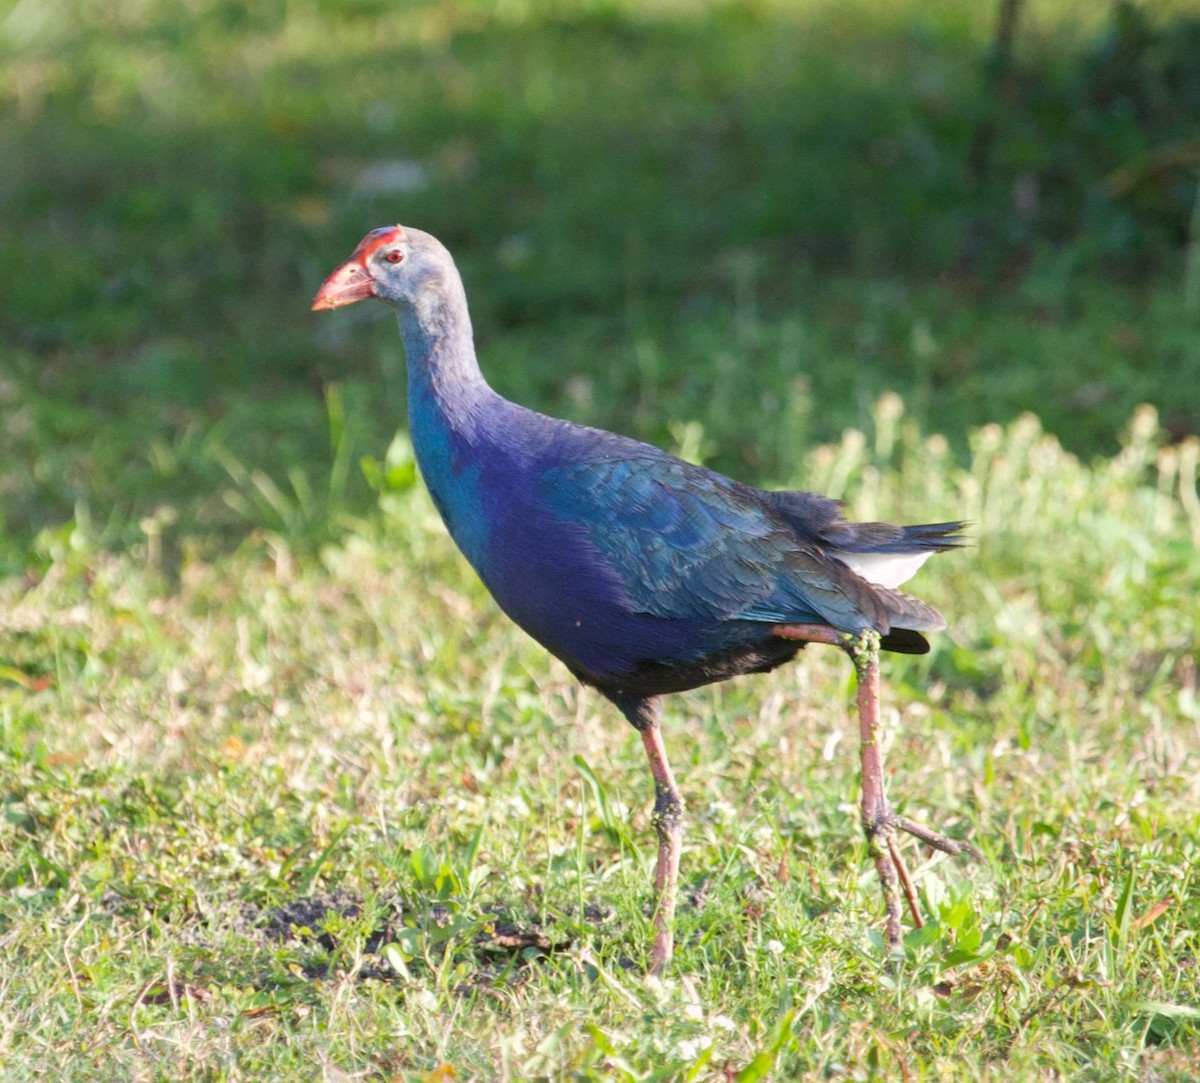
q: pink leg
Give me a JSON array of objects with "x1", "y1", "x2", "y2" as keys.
[
  {"x1": 639, "y1": 723, "x2": 683, "y2": 976},
  {"x1": 773, "y1": 623, "x2": 975, "y2": 948},
  {"x1": 617, "y1": 696, "x2": 683, "y2": 976},
  {"x1": 850, "y1": 632, "x2": 904, "y2": 946}
]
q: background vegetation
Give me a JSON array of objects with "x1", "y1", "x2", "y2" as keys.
[{"x1": 1, "y1": 0, "x2": 1198, "y2": 1078}]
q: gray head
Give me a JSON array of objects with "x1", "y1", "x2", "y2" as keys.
[{"x1": 312, "y1": 225, "x2": 461, "y2": 312}]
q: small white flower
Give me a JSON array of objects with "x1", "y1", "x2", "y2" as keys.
[
  {"x1": 764, "y1": 939, "x2": 785, "y2": 956},
  {"x1": 676, "y1": 1035, "x2": 712, "y2": 1060}
]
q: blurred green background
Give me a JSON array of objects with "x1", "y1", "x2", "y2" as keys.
[{"x1": 2, "y1": 0, "x2": 1199, "y2": 563}]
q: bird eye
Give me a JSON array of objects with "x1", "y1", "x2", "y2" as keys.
[{"x1": 384, "y1": 249, "x2": 404, "y2": 264}]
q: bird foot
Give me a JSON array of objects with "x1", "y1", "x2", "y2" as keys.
[
  {"x1": 867, "y1": 807, "x2": 978, "y2": 948},
  {"x1": 764, "y1": 623, "x2": 981, "y2": 955}
]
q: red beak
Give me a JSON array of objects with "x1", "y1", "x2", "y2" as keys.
[{"x1": 312, "y1": 260, "x2": 375, "y2": 311}]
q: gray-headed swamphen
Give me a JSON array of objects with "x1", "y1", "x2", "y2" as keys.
[{"x1": 313, "y1": 226, "x2": 974, "y2": 973}]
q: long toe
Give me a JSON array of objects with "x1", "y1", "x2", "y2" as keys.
[{"x1": 890, "y1": 813, "x2": 981, "y2": 860}]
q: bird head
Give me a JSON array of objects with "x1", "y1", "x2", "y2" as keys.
[{"x1": 311, "y1": 225, "x2": 453, "y2": 311}]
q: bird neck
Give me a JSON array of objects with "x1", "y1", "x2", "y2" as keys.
[
  {"x1": 396, "y1": 273, "x2": 493, "y2": 432},
  {"x1": 396, "y1": 275, "x2": 502, "y2": 573}
]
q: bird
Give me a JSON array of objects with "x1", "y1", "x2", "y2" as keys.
[{"x1": 312, "y1": 225, "x2": 973, "y2": 974}]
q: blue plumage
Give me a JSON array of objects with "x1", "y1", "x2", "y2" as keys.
[
  {"x1": 405, "y1": 382, "x2": 957, "y2": 690},
  {"x1": 313, "y1": 225, "x2": 972, "y2": 971}
]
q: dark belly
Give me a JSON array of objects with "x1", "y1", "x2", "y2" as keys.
[{"x1": 581, "y1": 636, "x2": 804, "y2": 702}]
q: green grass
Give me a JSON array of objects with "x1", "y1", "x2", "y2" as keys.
[
  {"x1": 3, "y1": 0, "x2": 1200, "y2": 1077},
  {"x1": 2, "y1": 406, "x2": 1198, "y2": 1079}
]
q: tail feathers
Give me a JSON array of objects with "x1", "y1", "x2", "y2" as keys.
[
  {"x1": 836, "y1": 549, "x2": 931, "y2": 590},
  {"x1": 880, "y1": 627, "x2": 931, "y2": 655},
  {"x1": 832, "y1": 521, "x2": 965, "y2": 593},
  {"x1": 764, "y1": 488, "x2": 968, "y2": 555},
  {"x1": 829, "y1": 519, "x2": 969, "y2": 554},
  {"x1": 762, "y1": 489, "x2": 961, "y2": 655}
]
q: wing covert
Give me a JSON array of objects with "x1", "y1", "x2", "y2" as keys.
[{"x1": 536, "y1": 457, "x2": 883, "y2": 630}]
